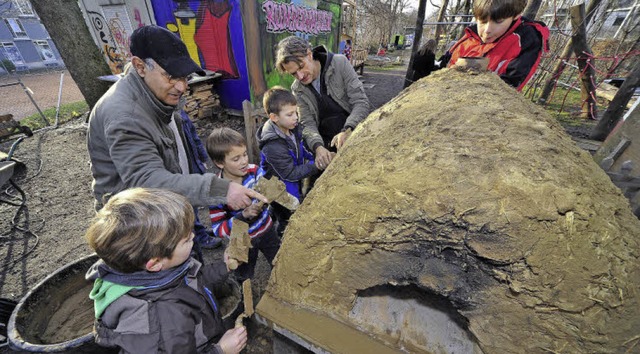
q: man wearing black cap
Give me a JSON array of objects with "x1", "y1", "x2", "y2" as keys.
[{"x1": 87, "y1": 25, "x2": 265, "y2": 219}]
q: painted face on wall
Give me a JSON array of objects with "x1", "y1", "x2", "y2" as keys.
[
  {"x1": 477, "y1": 16, "x2": 517, "y2": 44},
  {"x1": 282, "y1": 51, "x2": 320, "y2": 85}
]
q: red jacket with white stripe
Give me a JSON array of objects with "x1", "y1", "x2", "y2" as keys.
[{"x1": 445, "y1": 16, "x2": 550, "y2": 91}]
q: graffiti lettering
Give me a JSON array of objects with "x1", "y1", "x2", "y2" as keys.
[
  {"x1": 262, "y1": 0, "x2": 332, "y2": 35},
  {"x1": 134, "y1": 8, "x2": 143, "y2": 28}
]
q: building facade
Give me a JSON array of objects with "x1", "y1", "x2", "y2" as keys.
[{"x1": 0, "y1": 0, "x2": 64, "y2": 73}]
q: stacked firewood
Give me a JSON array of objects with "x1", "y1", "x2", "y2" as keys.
[{"x1": 185, "y1": 82, "x2": 222, "y2": 119}]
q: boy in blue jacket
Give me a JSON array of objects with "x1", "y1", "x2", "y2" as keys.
[{"x1": 257, "y1": 86, "x2": 322, "y2": 237}]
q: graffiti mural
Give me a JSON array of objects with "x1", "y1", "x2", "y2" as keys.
[
  {"x1": 262, "y1": 0, "x2": 333, "y2": 34},
  {"x1": 147, "y1": 0, "x2": 342, "y2": 108},
  {"x1": 79, "y1": 0, "x2": 152, "y2": 74},
  {"x1": 152, "y1": 0, "x2": 250, "y2": 110},
  {"x1": 194, "y1": 0, "x2": 239, "y2": 78},
  {"x1": 86, "y1": 11, "x2": 127, "y2": 74},
  {"x1": 247, "y1": 0, "x2": 342, "y2": 99}
]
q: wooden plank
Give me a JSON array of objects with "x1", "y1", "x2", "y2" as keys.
[
  {"x1": 256, "y1": 294, "x2": 402, "y2": 354},
  {"x1": 596, "y1": 82, "x2": 636, "y2": 109},
  {"x1": 242, "y1": 100, "x2": 261, "y2": 165},
  {"x1": 600, "y1": 138, "x2": 631, "y2": 171},
  {"x1": 594, "y1": 104, "x2": 640, "y2": 176}
]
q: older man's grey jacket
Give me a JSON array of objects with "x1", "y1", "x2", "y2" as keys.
[
  {"x1": 291, "y1": 46, "x2": 370, "y2": 151},
  {"x1": 87, "y1": 66, "x2": 229, "y2": 208}
]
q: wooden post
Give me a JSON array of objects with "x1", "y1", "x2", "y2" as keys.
[
  {"x1": 591, "y1": 64, "x2": 640, "y2": 141},
  {"x1": 240, "y1": 0, "x2": 267, "y2": 100},
  {"x1": 243, "y1": 100, "x2": 262, "y2": 165},
  {"x1": 434, "y1": 0, "x2": 451, "y2": 48},
  {"x1": 570, "y1": 3, "x2": 597, "y2": 120}
]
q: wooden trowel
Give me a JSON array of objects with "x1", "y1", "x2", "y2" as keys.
[
  {"x1": 226, "y1": 219, "x2": 251, "y2": 270},
  {"x1": 235, "y1": 279, "x2": 253, "y2": 327},
  {"x1": 254, "y1": 176, "x2": 299, "y2": 210},
  {"x1": 226, "y1": 177, "x2": 298, "y2": 270}
]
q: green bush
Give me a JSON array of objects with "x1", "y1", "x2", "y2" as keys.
[{"x1": 1, "y1": 59, "x2": 15, "y2": 73}]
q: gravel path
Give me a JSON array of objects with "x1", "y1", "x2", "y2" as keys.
[
  {"x1": 363, "y1": 66, "x2": 408, "y2": 110},
  {"x1": 0, "y1": 70, "x2": 84, "y2": 121}
]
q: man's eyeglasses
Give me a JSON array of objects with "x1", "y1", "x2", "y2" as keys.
[{"x1": 160, "y1": 71, "x2": 194, "y2": 84}]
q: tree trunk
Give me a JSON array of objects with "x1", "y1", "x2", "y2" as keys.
[
  {"x1": 570, "y1": 3, "x2": 597, "y2": 120},
  {"x1": 523, "y1": 0, "x2": 543, "y2": 20},
  {"x1": 537, "y1": 0, "x2": 603, "y2": 105},
  {"x1": 591, "y1": 64, "x2": 640, "y2": 141},
  {"x1": 30, "y1": 0, "x2": 112, "y2": 109},
  {"x1": 434, "y1": 0, "x2": 450, "y2": 48},
  {"x1": 404, "y1": 0, "x2": 428, "y2": 88}
]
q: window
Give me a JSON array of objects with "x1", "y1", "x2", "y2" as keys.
[
  {"x1": 612, "y1": 16, "x2": 625, "y2": 26},
  {"x1": 13, "y1": 0, "x2": 35, "y2": 16},
  {"x1": 1, "y1": 42, "x2": 26, "y2": 66},
  {"x1": 34, "y1": 40, "x2": 55, "y2": 61},
  {"x1": 5, "y1": 18, "x2": 28, "y2": 38}
]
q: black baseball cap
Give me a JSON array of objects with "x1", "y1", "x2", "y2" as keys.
[{"x1": 130, "y1": 25, "x2": 205, "y2": 77}]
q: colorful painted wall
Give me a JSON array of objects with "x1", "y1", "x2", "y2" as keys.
[
  {"x1": 247, "y1": 0, "x2": 343, "y2": 101},
  {"x1": 151, "y1": 0, "x2": 343, "y2": 109},
  {"x1": 150, "y1": 0, "x2": 250, "y2": 110},
  {"x1": 79, "y1": 0, "x2": 343, "y2": 110},
  {"x1": 79, "y1": 0, "x2": 154, "y2": 74}
]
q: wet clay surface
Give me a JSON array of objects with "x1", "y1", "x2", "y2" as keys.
[
  {"x1": 38, "y1": 282, "x2": 94, "y2": 344},
  {"x1": 262, "y1": 69, "x2": 640, "y2": 353}
]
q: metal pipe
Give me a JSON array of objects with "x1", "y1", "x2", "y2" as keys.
[
  {"x1": 54, "y1": 72, "x2": 64, "y2": 127},
  {"x1": 17, "y1": 77, "x2": 49, "y2": 127},
  {"x1": 614, "y1": 0, "x2": 639, "y2": 39}
]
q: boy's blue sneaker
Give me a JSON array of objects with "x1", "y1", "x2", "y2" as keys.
[{"x1": 198, "y1": 235, "x2": 222, "y2": 249}]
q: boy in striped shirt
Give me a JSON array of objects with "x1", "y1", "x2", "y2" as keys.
[{"x1": 206, "y1": 127, "x2": 280, "y2": 281}]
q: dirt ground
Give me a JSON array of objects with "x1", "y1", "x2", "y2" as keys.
[{"x1": 0, "y1": 70, "x2": 84, "y2": 121}]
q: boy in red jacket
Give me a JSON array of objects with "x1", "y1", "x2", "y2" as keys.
[{"x1": 440, "y1": 0, "x2": 549, "y2": 91}]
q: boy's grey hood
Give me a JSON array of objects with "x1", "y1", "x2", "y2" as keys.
[{"x1": 258, "y1": 120, "x2": 291, "y2": 149}]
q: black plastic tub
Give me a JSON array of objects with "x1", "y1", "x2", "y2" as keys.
[
  {"x1": 7, "y1": 254, "x2": 112, "y2": 353},
  {"x1": 8, "y1": 254, "x2": 241, "y2": 353}
]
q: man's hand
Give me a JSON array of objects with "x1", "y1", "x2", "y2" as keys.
[
  {"x1": 314, "y1": 146, "x2": 334, "y2": 170},
  {"x1": 226, "y1": 182, "x2": 268, "y2": 210},
  {"x1": 330, "y1": 128, "x2": 352, "y2": 150},
  {"x1": 219, "y1": 326, "x2": 247, "y2": 354}
]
